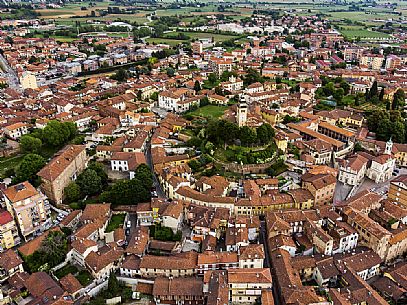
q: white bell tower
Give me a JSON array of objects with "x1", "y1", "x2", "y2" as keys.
[
  {"x1": 385, "y1": 138, "x2": 393, "y2": 155},
  {"x1": 237, "y1": 102, "x2": 248, "y2": 127}
]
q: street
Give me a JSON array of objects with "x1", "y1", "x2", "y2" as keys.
[
  {"x1": 145, "y1": 141, "x2": 167, "y2": 199},
  {"x1": 0, "y1": 53, "x2": 21, "y2": 91}
]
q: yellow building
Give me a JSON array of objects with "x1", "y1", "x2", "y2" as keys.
[
  {"x1": 261, "y1": 109, "x2": 280, "y2": 126},
  {"x1": 37, "y1": 145, "x2": 87, "y2": 204},
  {"x1": 275, "y1": 133, "x2": 288, "y2": 153},
  {"x1": 0, "y1": 210, "x2": 19, "y2": 250},
  {"x1": 388, "y1": 175, "x2": 407, "y2": 208},
  {"x1": 19, "y1": 71, "x2": 38, "y2": 90}
]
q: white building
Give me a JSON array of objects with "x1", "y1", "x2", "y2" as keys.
[
  {"x1": 4, "y1": 122, "x2": 29, "y2": 140},
  {"x1": 238, "y1": 244, "x2": 264, "y2": 269},
  {"x1": 237, "y1": 102, "x2": 248, "y2": 127},
  {"x1": 366, "y1": 139, "x2": 395, "y2": 183},
  {"x1": 337, "y1": 154, "x2": 368, "y2": 186},
  {"x1": 228, "y1": 269, "x2": 273, "y2": 304}
]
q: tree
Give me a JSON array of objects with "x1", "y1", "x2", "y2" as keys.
[
  {"x1": 87, "y1": 161, "x2": 108, "y2": 186},
  {"x1": 200, "y1": 96, "x2": 209, "y2": 107},
  {"x1": 256, "y1": 124, "x2": 275, "y2": 145},
  {"x1": 194, "y1": 80, "x2": 201, "y2": 93},
  {"x1": 111, "y1": 68, "x2": 128, "y2": 82},
  {"x1": 368, "y1": 110, "x2": 406, "y2": 143},
  {"x1": 132, "y1": 164, "x2": 153, "y2": 190},
  {"x1": 107, "y1": 273, "x2": 120, "y2": 297},
  {"x1": 392, "y1": 89, "x2": 405, "y2": 110},
  {"x1": 14, "y1": 154, "x2": 45, "y2": 185},
  {"x1": 100, "y1": 165, "x2": 152, "y2": 206},
  {"x1": 23, "y1": 230, "x2": 68, "y2": 272},
  {"x1": 239, "y1": 126, "x2": 257, "y2": 146},
  {"x1": 41, "y1": 121, "x2": 77, "y2": 147},
  {"x1": 208, "y1": 73, "x2": 218, "y2": 85},
  {"x1": 370, "y1": 81, "x2": 378, "y2": 98},
  {"x1": 243, "y1": 68, "x2": 264, "y2": 86},
  {"x1": 333, "y1": 88, "x2": 344, "y2": 102},
  {"x1": 339, "y1": 80, "x2": 350, "y2": 95},
  {"x1": 166, "y1": 67, "x2": 175, "y2": 77},
  {"x1": 19, "y1": 135, "x2": 42, "y2": 153},
  {"x1": 5, "y1": 36, "x2": 13, "y2": 45},
  {"x1": 379, "y1": 87, "x2": 385, "y2": 101},
  {"x1": 64, "y1": 182, "x2": 81, "y2": 203},
  {"x1": 40, "y1": 231, "x2": 68, "y2": 268},
  {"x1": 77, "y1": 169, "x2": 102, "y2": 196}
]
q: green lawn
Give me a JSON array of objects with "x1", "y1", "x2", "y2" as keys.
[
  {"x1": 339, "y1": 29, "x2": 390, "y2": 39},
  {"x1": 54, "y1": 264, "x2": 78, "y2": 279},
  {"x1": 105, "y1": 214, "x2": 125, "y2": 232},
  {"x1": 189, "y1": 105, "x2": 228, "y2": 119},
  {"x1": 146, "y1": 37, "x2": 185, "y2": 46},
  {"x1": 76, "y1": 270, "x2": 93, "y2": 286},
  {"x1": 0, "y1": 154, "x2": 24, "y2": 178}
]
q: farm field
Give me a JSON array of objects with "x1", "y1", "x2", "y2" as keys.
[
  {"x1": 339, "y1": 28, "x2": 391, "y2": 39},
  {"x1": 35, "y1": 1, "x2": 117, "y2": 18}
]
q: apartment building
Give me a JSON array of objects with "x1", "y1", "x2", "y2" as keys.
[
  {"x1": 0, "y1": 210, "x2": 20, "y2": 250},
  {"x1": 0, "y1": 249, "x2": 24, "y2": 283},
  {"x1": 4, "y1": 122, "x2": 29, "y2": 140},
  {"x1": 139, "y1": 252, "x2": 198, "y2": 278},
  {"x1": 37, "y1": 145, "x2": 87, "y2": 204},
  {"x1": 238, "y1": 244, "x2": 265, "y2": 269},
  {"x1": 228, "y1": 269, "x2": 273, "y2": 304},
  {"x1": 197, "y1": 251, "x2": 238, "y2": 274},
  {"x1": 153, "y1": 277, "x2": 204, "y2": 305},
  {"x1": 301, "y1": 173, "x2": 336, "y2": 206},
  {"x1": 158, "y1": 88, "x2": 195, "y2": 113},
  {"x1": 388, "y1": 175, "x2": 407, "y2": 208},
  {"x1": 360, "y1": 54, "x2": 384, "y2": 70},
  {"x1": 3, "y1": 181, "x2": 50, "y2": 240},
  {"x1": 211, "y1": 58, "x2": 233, "y2": 76}
]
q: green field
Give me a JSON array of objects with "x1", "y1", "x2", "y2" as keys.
[
  {"x1": 105, "y1": 214, "x2": 125, "y2": 233},
  {"x1": 146, "y1": 37, "x2": 185, "y2": 46},
  {"x1": 190, "y1": 105, "x2": 228, "y2": 119},
  {"x1": 0, "y1": 155, "x2": 24, "y2": 178},
  {"x1": 339, "y1": 29, "x2": 391, "y2": 39},
  {"x1": 166, "y1": 31, "x2": 238, "y2": 42}
]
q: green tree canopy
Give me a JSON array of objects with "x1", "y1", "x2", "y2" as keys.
[
  {"x1": 76, "y1": 169, "x2": 102, "y2": 196},
  {"x1": 19, "y1": 135, "x2": 42, "y2": 153},
  {"x1": 256, "y1": 124, "x2": 275, "y2": 145},
  {"x1": 99, "y1": 164, "x2": 152, "y2": 206},
  {"x1": 41, "y1": 121, "x2": 77, "y2": 147},
  {"x1": 21, "y1": 230, "x2": 68, "y2": 272},
  {"x1": 64, "y1": 182, "x2": 81, "y2": 203},
  {"x1": 14, "y1": 154, "x2": 45, "y2": 185},
  {"x1": 392, "y1": 89, "x2": 406, "y2": 110}
]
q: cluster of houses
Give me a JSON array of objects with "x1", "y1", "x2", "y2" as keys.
[{"x1": 0, "y1": 9, "x2": 407, "y2": 305}]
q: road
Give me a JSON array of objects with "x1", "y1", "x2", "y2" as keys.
[
  {"x1": 259, "y1": 220, "x2": 270, "y2": 268},
  {"x1": 145, "y1": 141, "x2": 167, "y2": 199},
  {"x1": 0, "y1": 53, "x2": 21, "y2": 91},
  {"x1": 333, "y1": 181, "x2": 353, "y2": 203},
  {"x1": 260, "y1": 220, "x2": 281, "y2": 305}
]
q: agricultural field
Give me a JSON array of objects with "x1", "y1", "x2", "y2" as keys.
[
  {"x1": 339, "y1": 28, "x2": 391, "y2": 39},
  {"x1": 35, "y1": 1, "x2": 117, "y2": 19}
]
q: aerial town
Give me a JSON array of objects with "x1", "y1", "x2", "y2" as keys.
[{"x1": 0, "y1": 0, "x2": 406, "y2": 305}]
